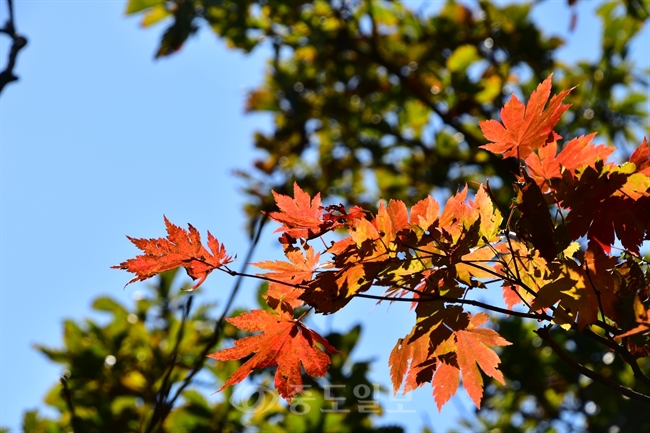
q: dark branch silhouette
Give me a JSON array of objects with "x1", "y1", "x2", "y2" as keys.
[
  {"x1": 0, "y1": 0, "x2": 28, "y2": 94},
  {"x1": 536, "y1": 326, "x2": 650, "y2": 406}
]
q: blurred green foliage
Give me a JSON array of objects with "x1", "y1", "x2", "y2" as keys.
[
  {"x1": 10, "y1": 271, "x2": 406, "y2": 433},
  {"x1": 127, "y1": 0, "x2": 647, "y2": 233}
]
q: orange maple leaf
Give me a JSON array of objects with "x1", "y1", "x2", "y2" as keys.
[
  {"x1": 113, "y1": 216, "x2": 233, "y2": 289},
  {"x1": 254, "y1": 244, "x2": 321, "y2": 285},
  {"x1": 501, "y1": 280, "x2": 540, "y2": 311},
  {"x1": 409, "y1": 195, "x2": 440, "y2": 232},
  {"x1": 524, "y1": 141, "x2": 562, "y2": 191},
  {"x1": 453, "y1": 312, "x2": 511, "y2": 409},
  {"x1": 209, "y1": 309, "x2": 337, "y2": 401},
  {"x1": 532, "y1": 253, "x2": 620, "y2": 330},
  {"x1": 525, "y1": 134, "x2": 614, "y2": 191},
  {"x1": 263, "y1": 282, "x2": 304, "y2": 312},
  {"x1": 432, "y1": 360, "x2": 460, "y2": 411},
  {"x1": 254, "y1": 244, "x2": 321, "y2": 313},
  {"x1": 389, "y1": 310, "x2": 510, "y2": 410},
  {"x1": 388, "y1": 326, "x2": 433, "y2": 395},
  {"x1": 555, "y1": 133, "x2": 614, "y2": 174},
  {"x1": 269, "y1": 183, "x2": 324, "y2": 239},
  {"x1": 472, "y1": 185, "x2": 503, "y2": 244},
  {"x1": 480, "y1": 74, "x2": 573, "y2": 159},
  {"x1": 389, "y1": 306, "x2": 461, "y2": 396},
  {"x1": 376, "y1": 199, "x2": 410, "y2": 245}
]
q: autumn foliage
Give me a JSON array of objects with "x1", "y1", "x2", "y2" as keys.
[{"x1": 115, "y1": 75, "x2": 650, "y2": 410}]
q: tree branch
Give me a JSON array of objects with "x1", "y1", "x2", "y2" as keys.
[
  {"x1": 145, "y1": 295, "x2": 193, "y2": 432},
  {"x1": 60, "y1": 376, "x2": 81, "y2": 433},
  {"x1": 581, "y1": 327, "x2": 650, "y2": 388},
  {"x1": 353, "y1": 292, "x2": 549, "y2": 320},
  {"x1": 536, "y1": 326, "x2": 650, "y2": 406},
  {"x1": 0, "y1": 0, "x2": 27, "y2": 94},
  {"x1": 143, "y1": 215, "x2": 268, "y2": 433}
]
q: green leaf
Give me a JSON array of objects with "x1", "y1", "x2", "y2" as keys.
[
  {"x1": 141, "y1": 5, "x2": 171, "y2": 27},
  {"x1": 111, "y1": 396, "x2": 138, "y2": 414},
  {"x1": 125, "y1": 0, "x2": 165, "y2": 14},
  {"x1": 446, "y1": 45, "x2": 479, "y2": 73},
  {"x1": 181, "y1": 389, "x2": 209, "y2": 408},
  {"x1": 476, "y1": 75, "x2": 502, "y2": 104},
  {"x1": 93, "y1": 296, "x2": 127, "y2": 316},
  {"x1": 22, "y1": 411, "x2": 39, "y2": 433}
]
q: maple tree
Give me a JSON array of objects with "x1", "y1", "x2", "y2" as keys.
[
  {"x1": 5, "y1": 2, "x2": 648, "y2": 433},
  {"x1": 115, "y1": 75, "x2": 650, "y2": 412}
]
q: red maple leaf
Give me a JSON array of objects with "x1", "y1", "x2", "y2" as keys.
[
  {"x1": 480, "y1": 74, "x2": 573, "y2": 159},
  {"x1": 454, "y1": 312, "x2": 511, "y2": 408},
  {"x1": 263, "y1": 282, "x2": 304, "y2": 312},
  {"x1": 113, "y1": 216, "x2": 233, "y2": 289},
  {"x1": 208, "y1": 310, "x2": 337, "y2": 401},
  {"x1": 630, "y1": 137, "x2": 650, "y2": 174},
  {"x1": 525, "y1": 141, "x2": 561, "y2": 191},
  {"x1": 560, "y1": 162, "x2": 650, "y2": 254},
  {"x1": 555, "y1": 133, "x2": 614, "y2": 174},
  {"x1": 268, "y1": 183, "x2": 324, "y2": 239}
]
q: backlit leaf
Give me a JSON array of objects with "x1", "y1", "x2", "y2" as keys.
[
  {"x1": 454, "y1": 313, "x2": 511, "y2": 408},
  {"x1": 480, "y1": 74, "x2": 573, "y2": 159},
  {"x1": 269, "y1": 183, "x2": 324, "y2": 239},
  {"x1": 208, "y1": 310, "x2": 337, "y2": 402},
  {"x1": 113, "y1": 216, "x2": 233, "y2": 289}
]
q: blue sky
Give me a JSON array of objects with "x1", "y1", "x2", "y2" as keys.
[{"x1": 0, "y1": 1, "x2": 648, "y2": 432}]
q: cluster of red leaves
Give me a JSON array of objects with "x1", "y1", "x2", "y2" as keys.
[
  {"x1": 250, "y1": 182, "x2": 513, "y2": 407},
  {"x1": 115, "y1": 74, "x2": 650, "y2": 411}
]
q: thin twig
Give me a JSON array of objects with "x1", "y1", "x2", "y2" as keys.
[
  {"x1": 354, "y1": 292, "x2": 549, "y2": 320},
  {"x1": 536, "y1": 326, "x2": 650, "y2": 406},
  {"x1": 142, "y1": 215, "x2": 268, "y2": 432},
  {"x1": 145, "y1": 295, "x2": 193, "y2": 432},
  {"x1": 60, "y1": 376, "x2": 81, "y2": 433},
  {"x1": 581, "y1": 327, "x2": 650, "y2": 388}
]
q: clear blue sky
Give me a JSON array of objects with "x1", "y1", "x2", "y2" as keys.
[{"x1": 1, "y1": 1, "x2": 648, "y2": 432}]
